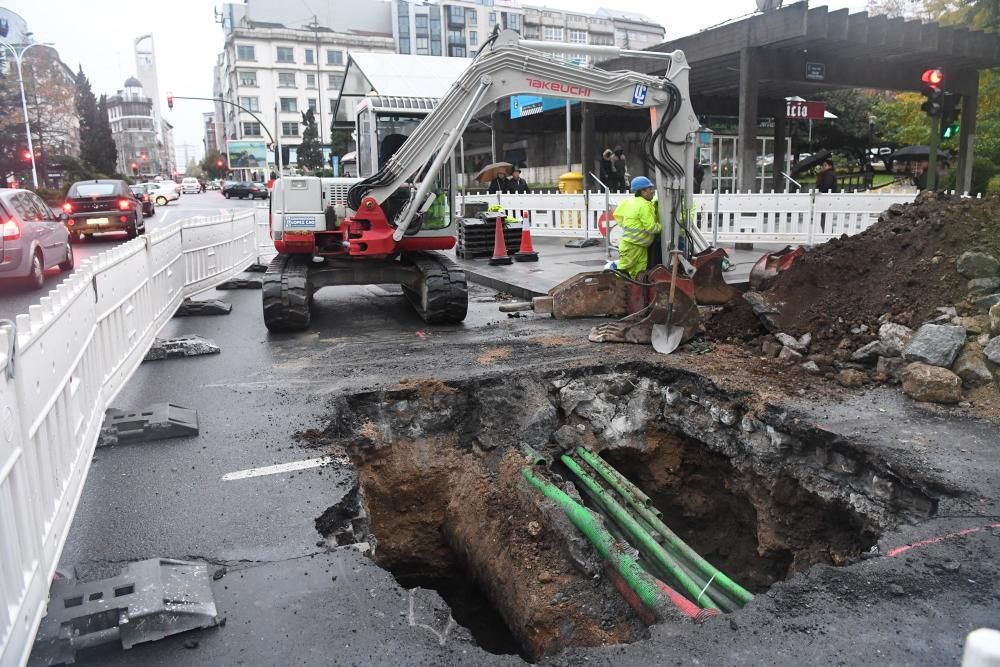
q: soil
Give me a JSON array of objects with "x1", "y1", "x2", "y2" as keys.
[
  {"x1": 702, "y1": 298, "x2": 767, "y2": 342},
  {"x1": 759, "y1": 192, "x2": 1000, "y2": 351}
]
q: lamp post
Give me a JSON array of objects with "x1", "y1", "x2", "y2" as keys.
[{"x1": 0, "y1": 41, "x2": 54, "y2": 189}]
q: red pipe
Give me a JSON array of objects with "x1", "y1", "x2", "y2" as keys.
[
  {"x1": 656, "y1": 579, "x2": 719, "y2": 623},
  {"x1": 604, "y1": 564, "x2": 656, "y2": 625}
]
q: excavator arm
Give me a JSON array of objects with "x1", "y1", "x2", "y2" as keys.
[{"x1": 347, "y1": 28, "x2": 700, "y2": 246}]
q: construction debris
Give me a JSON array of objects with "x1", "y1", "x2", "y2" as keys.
[
  {"x1": 98, "y1": 403, "x2": 199, "y2": 446},
  {"x1": 144, "y1": 335, "x2": 221, "y2": 361},
  {"x1": 174, "y1": 298, "x2": 232, "y2": 317},
  {"x1": 216, "y1": 273, "x2": 263, "y2": 289}
]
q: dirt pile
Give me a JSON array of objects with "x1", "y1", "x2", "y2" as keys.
[{"x1": 761, "y1": 192, "x2": 1000, "y2": 349}]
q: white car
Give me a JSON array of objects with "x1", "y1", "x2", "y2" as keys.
[
  {"x1": 147, "y1": 182, "x2": 180, "y2": 206},
  {"x1": 181, "y1": 177, "x2": 202, "y2": 194}
]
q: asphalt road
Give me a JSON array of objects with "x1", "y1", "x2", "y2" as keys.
[{"x1": 0, "y1": 190, "x2": 257, "y2": 322}]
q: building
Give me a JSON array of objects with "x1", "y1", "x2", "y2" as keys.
[
  {"x1": 203, "y1": 112, "x2": 218, "y2": 153},
  {"x1": 215, "y1": 0, "x2": 396, "y2": 169},
  {"x1": 134, "y1": 36, "x2": 165, "y2": 150},
  {"x1": 595, "y1": 8, "x2": 665, "y2": 52},
  {"x1": 107, "y1": 77, "x2": 159, "y2": 177},
  {"x1": 393, "y1": 0, "x2": 524, "y2": 58},
  {"x1": 161, "y1": 118, "x2": 176, "y2": 176}
]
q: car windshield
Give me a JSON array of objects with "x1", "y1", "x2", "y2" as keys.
[
  {"x1": 69, "y1": 182, "x2": 117, "y2": 197},
  {"x1": 129, "y1": 186, "x2": 143, "y2": 194}
]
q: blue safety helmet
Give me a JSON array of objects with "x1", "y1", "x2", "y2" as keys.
[{"x1": 630, "y1": 176, "x2": 654, "y2": 192}]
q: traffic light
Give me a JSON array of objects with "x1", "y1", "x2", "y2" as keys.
[
  {"x1": 940, "y1": 92, "x2": 961, "y2": 139},
  {"x1": 131, "y1": 162, "x2": 138, "y2": 175},
  {"x1": 920, "y1": 68, "x2": 945, "y2": 117},
  {"x1": 216, "y1": 159, "x2": 224, "y2": 168},
  {"x1": 21, "y1": 149, "x2": 31, "y2": 161},
  {"x1": 167, "y1": 94, "x2": 173, "y2": 110}
]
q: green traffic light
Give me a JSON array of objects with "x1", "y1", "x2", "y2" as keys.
[{"x1": 942, "y1": 123, "x2": 960, "y2": 139}]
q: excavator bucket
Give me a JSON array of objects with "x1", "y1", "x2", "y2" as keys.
[
  {"x1": 588, "y1": 280, "x2": 700, "y2": 347},
  {"x1": 690, "y1": 248, "x2": 742, "y2": 305},
  {"x1": 749, "y1": 246, "x2": 806, "y2": 291}
]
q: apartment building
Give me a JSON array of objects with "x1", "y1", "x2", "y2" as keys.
[
  {"x1": 107, "y1": 77, "x2": 160, "y2": 177},
  {"x1": 393, "y1": 0, "x2": 524, "y2": 58}
]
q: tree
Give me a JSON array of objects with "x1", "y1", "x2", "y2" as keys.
[
  {"x1": 297, "y1": 109, "x2": 323, "y2": 171},
  {"x1": 200, "y1": 149, "x2": 227, "y2": 179},
  {"x1": 94, "y1": 95, "x2": 118, "y2": 175},
  {"x1": 75, "y1": 69, "x2": 117, "y2": 176},
  {"x1": 0, "y1": 65, "x2": 30, "y2": 182},
  {"x1": 185, "y1": 159, "x2": 204, "y2": 178}
]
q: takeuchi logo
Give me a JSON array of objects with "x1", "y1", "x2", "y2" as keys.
[{"x1": 526, "y1": 79, "x2": 592, "y2": 97}]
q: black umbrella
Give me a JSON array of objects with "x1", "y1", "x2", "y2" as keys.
[
  {"x1": 790, "y1": 149, "x2": 832, "y2": 177},
  {"x1": 889, "y1": 145, "x2": 950, "y2": 161}
]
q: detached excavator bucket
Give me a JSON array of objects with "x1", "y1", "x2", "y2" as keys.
[
  {"x1": 690, "y1": 248, "x2": 742, "y2": 305},
  {"x1": 749, "y1": 246, "x2": 806, "y2": 291},
  {"x1": 588, "y1": 280, "x2": 700, "y2": 347}
]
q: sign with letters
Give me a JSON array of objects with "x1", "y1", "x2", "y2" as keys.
[
  {"x1": 805, "y1": 62, "x2": 826, "y2": 81},
  {"x1": 785, "y1": 100, "x2": 826, "y2": 120}
]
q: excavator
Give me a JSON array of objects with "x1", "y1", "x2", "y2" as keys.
[{"x1": 263, "y1": 28, "x2": 728, "y2": 342}]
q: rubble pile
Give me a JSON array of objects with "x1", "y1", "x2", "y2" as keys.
[{"x1": 719, "y1": 192, "x2": 1000, "y2": 406}]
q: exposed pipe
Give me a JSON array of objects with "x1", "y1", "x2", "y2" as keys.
[
  {"x1": 559, "y1": 455, "x2": 720, "y2": 611},
  {"x1": 520, "y1": 467, "x2": 684, "y2": 622},
  {"x1": 575, "y1": 447, "x2": 754, "y2": 606}
]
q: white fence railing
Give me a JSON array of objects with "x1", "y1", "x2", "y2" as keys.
[
  {"x1": 457, "y1": 190, "x2": 925, "y2": 245},
  {"x1": 0, "y1": 210, "x2": 255, "y2": 667},
  {"x1": 255, "y1": 203, "x2": 275, "y2": 266}
]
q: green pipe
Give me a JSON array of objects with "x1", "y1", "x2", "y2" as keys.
[
  {"x1": 575, "y1": 447, "x2": 754, "y2": 606},
  {"x1": 519, "y1": 467, "x2": 677, "y2": 621},
  {"x1": 560, "y1": 455, "x2": 720, "y2": 611},
  {"x1": 520, "y1": 444, "x2": 548, "y2": 466}
]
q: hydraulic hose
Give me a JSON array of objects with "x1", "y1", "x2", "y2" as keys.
[
  {"x1": 560, "y1": 455, "x2": 720, "y2": 611},
  {"x1": 520, "y1": 467, "x2": 686, "y2": 622},
  {"x1": 575, "y1": 447, "x2": 754, "y2": 606}
]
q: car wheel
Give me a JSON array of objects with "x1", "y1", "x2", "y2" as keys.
[
  {"x1": 157, "y1": 196, "x2": 167, "y2": 206},
  {"x1": 58, "y1": 239, "x2": 74, "y2": 271},
  {"x1": 28, "y1": 250, "x2": 44, "y2": 289}
]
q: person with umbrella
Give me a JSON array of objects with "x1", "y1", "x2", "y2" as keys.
[
  {"x1": 612, "y1": 176, "x2": 662, "y2": 278},
  {"x1": 507, "y1": 166, "x2": 530, "y2": 193}
]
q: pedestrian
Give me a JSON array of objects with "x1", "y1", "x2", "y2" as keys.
[
  {"x1": 815, "y1": 158, "x2": 838, "y2": 193},
  {"x1": 613, "y1": 146, "x2": 629, "y2": 191},
  {"x1": 612, "y1": 176, "x2": 662, "y2": 278},
  {"x1": 600, "y1": 149, "x2": 615, "y2": 185},
  {"x1": 507, "y1": 166, "x2": 530, "y2": 193},
  {"x1": 693, "y1": 161, "x2": 705, "y2": 194},
  {"x1": 488, "y1": 169, "x2": 510, "y2": 194}
]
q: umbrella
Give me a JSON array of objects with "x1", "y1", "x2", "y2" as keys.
[
  {"x1": 474, "y1": 161, "x2": 513, "y2": 184},
  {"x1": 889, "y1": 145, "x2": 950, "y2": 162},
  {"x1": 790, "y1": 149, "x2": 831, "y2": 177}
]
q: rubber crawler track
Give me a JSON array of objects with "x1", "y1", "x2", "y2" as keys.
[
  {"x1": 402, "y1": 251, "x2": 468, "y2": 324},
  {"x1": 262, "y1": 254, "x2": 313, "y2": 331}
]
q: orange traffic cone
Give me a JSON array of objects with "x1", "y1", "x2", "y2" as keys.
[
  {"x1": 514, "y1": 213, "x2": 538, "y2": 262},
  {"x1": 488, "y1": 214, "x2": 512, "y2": 265}
]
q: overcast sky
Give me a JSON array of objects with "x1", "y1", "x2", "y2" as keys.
[{"x1": 4, "y1": 0, "x2": 868, "y2": 165}]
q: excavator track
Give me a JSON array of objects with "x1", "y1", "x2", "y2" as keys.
[
  {"x1": 402, "y1": 251, "x2": 469, "y2": 324},
  {"x1": 262, "y1": 254, "x2": 313, "y2": 332}
]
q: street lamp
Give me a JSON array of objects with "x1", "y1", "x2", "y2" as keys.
[{"x1": 0, "y1": 40, "x2": 55, "y2": 189}]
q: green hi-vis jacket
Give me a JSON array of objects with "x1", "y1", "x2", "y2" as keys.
[{"x1": 613, "y1": 196, "x2": 662, "y2": 248}]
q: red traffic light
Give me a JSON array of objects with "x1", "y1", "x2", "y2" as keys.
[
  {"x1": 22, "y1": 150, "x2": 31, "y2": 160},
  {"x1": 216, "y1": 160, "x2": 224, "y2": 167},
  {"x1": 922, "y1": 68, "x2": 944, "y2": 89},
  {"x1": 131, "y1": 162, "x2": 138, "y2": 169},
  {"x1": 167, "y1": 93, "x2": 174, "y2": 110}
]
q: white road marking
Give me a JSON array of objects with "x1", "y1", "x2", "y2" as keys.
[{"x1": 221, "y1": 455, "x2": 346, "y2": 481}]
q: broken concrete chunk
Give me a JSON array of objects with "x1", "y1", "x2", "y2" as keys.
[
  {"x1": 968, "y1": 277, "x2": 1000, "y2": 295},
  {"x1": 952, "y1": 347, "x2": 994, "y2": 388},
  {"x1": 174, "y1": 298, "x2": 232, "y2": 317},
  {"x1": 901, "y1": 362, "x2": 963, "y2": 404},
  {"x1": 144, "y1": 335, "x2": 221, "y2": 362},
  {"x1": 985, "y1": 336, "x2": 1000, "y2": 366},
  {"x1": 216, "y1": 274, "x2": 263, "y2": 290},
  {"x1": 956, "y1": 251, "x2": 1000, "y2": 279},
  {"x1": 878, "y1": 323, "x2": 914, "y2": 357},
  {"x1": 876, "y1": 356, "x2": 907, "y2": 383},
  {"x1": 743, "y1": 292, "x2": 781, "y2": 332},
  {"x1": 851, "y1": 341, "x2": 886, "y2": 364},
  {"x1": 761, "y1": 338, "x2": 783, "y2": 358},
  {"x1": 776, "y1": 332, "x2": 807, "y2": 353},
  {"x1": 974, "y1": 293, "x2": 1000, "y2": 313},
  {"x1": 991, "y1": 303, "x2": 1000, "y2": 336},
  {"x1": 100, "y1": 403, "x2": 199, "y2": 446},
  {"x1": 801, "y1": 361, "x2": 821, "y2": 374},
  {"x1": 836, "y1": 369, "x2": 867, "y2": 388},
  {"x1": 903, "y1": 324, "x2": 967, "y2": 368},
  {"x1": 778, "y1": 346, "x2": 803, "y2": 362}
]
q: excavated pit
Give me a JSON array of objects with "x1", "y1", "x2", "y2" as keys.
[{"x1": 311, "y1": 365, "x2": 940, "y2": 661}]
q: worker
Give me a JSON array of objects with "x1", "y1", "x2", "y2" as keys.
[{"x1": 613, "y1": 176, "x2": 662, "y2": 278}]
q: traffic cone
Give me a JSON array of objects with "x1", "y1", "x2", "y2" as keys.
[
  {"x1": 488, "y1": 214, "x2": 512, "y2": 265},
  {"x1": 514, "y1": 213, "x2": 539, "y2": 262}
]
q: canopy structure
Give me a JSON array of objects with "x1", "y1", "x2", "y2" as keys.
[{"x1": 601, "y1": 1, "x2": 1000, "y2": 192}]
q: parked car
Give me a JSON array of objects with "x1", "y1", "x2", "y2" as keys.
[
  {"x1": 62, "y1": 179, "x2": 145, "y2": 242},
  {"x1": 181, "y1": 177, "x2": 202, "y2": 194},
  {"x1": 0, "y1": 188, "x2": 73, "y2": 289},
  {"x1": 222, "y1": 181, "x2": 269, "y2": 199},
  {"x1": 147, "y1": 181, "x2": 180, "y2": 206},
  {"x1": 129, "y1": 184, "x2": 156, "y2": 217}
]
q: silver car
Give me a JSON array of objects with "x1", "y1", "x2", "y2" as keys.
[{"x1": 0, "y1": 189, "x2": 73, "y2": 289}]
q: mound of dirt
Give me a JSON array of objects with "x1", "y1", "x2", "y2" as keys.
[{"x1": 760, "y1": 192, "x2": 1000, "y2": 350}]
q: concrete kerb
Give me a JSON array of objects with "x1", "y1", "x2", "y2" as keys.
[{"x1": 462, "y1": 268, "x2": 546, "y2": 300}]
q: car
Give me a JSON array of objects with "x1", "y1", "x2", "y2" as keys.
[
  {"x1": 147, "y1": 181, "x2": 180, "y2": 206},
  {"x1": 0, "y1": 188, "x2": 73, "y2": 289},
  {"x1": 222, "y1": 181, "x2": 269, "y2": 199},
  {"x1": 62, "y1": 179, "x2": 145, "y2": 242},
  {"x1": 129, "y1": 184, "x2": 156, "y2": 217},
  {"x1": 181, "y1": 177, "x2": 202, "y2": 194}
]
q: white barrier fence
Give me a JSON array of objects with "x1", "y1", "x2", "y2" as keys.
[
  {"x1": 0, "y1": 210, "x2": 256, "y2": 667},
  {"x1": 254, "y1": 203, "x2": 275, "y2": 266},
  {"x1": 458, "y1": 191, "x2": 925, "y2": 245}
]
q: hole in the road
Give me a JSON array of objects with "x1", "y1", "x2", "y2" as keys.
[{"x1": 312, "y1": 366, "x2": 937, "y2": 661}]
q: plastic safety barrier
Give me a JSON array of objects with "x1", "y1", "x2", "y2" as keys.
[{"x1": 0, "y1": 210, "x2": 255, "y2": 667}]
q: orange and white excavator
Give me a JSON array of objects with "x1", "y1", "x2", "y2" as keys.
[{"x1": 263, "y1": 28, "x2": 708, "y2": 332}]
